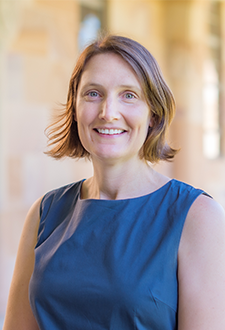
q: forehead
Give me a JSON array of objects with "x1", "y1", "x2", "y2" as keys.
[{"x1": 80, "y1": 52, "x2": 142, "y2": 86}]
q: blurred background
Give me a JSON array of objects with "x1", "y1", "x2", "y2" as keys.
[{"x1": 0, "y1": 0, "x2": 225, "y2": 327}]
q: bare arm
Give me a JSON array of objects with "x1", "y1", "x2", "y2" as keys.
[
  {"x1": 3, "y1": 197, "x2": 43, "y2": 330},
  {"x1": 178, "y1": 194, "x2": 225, "y2": 329}
]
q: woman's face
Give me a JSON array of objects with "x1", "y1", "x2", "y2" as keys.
[{"x1": 76, "y1": 52, "x2": 152, "y2": 164}]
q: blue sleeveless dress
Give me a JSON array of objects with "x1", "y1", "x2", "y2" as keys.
[{"x1": 29, "y1": 179, "x2": 205, "y2": 330}]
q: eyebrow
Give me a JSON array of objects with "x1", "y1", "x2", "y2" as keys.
[{"x1": 80, "y1": 82, "x2": 142, "y2": 91}]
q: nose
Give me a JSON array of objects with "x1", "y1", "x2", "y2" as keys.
[{"x1": 98, "y1": 96, "x2": 120, "y2": 122}]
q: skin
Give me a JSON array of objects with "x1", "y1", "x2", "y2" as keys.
[
  {"x1": 76, "y1": 53, "x2": 167, "y2": 200},
  {"x1": 3, "y1": 53, "x2": 225, "y2": 329},
  {"x1": 178, "y1": 195, "x2": 225, "y2": 329},
  {"x1": 76, "y1": 53, "x2": 152, "y2": 165},
  {"x1": 3, "y1": 197, "x2": 41, "y2": 330}
]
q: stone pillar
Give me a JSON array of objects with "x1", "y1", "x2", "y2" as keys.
[
  {"x1": 0, "y1": 0, "x2": 28, "y2": 318},
  {"x1": 162, "y1": 0, "x2": 225, "y2": 206},
  {"x1": 162, "y1": 0, "x2": 207, "y2": 185},
  {"x1": 221, "y1": 2, "x2": 225, "y2": 156}
]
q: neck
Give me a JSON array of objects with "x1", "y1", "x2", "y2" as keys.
[{"x1": 81, "y1": 157, "x2": 157, "y2": 200}]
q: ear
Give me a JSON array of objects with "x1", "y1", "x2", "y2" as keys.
[
  {"x1": 149, "y1": 114, "x2": 155, "y2": 128},
  {"x1": 73, "y1": 111, "x2": 77, "y2": 122}
]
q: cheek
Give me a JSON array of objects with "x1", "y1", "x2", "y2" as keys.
[
  {"x1": 76, "y1": 108, "x2": 87, "y2": 128},
  {"x1": 77, "y1": 101, "x2": 97, "y2": 123},
  {"x1": 127, "y1": 109, "x2": 150, "y2": 130},
  {"x1": 76, "y1": 107, "x2": 95, "y2": 144}
]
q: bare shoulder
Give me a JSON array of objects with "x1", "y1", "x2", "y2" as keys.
[
  {"x1": 178, "y1": 194, "x2": 225, "y2": 329},
  {"x1": 13, "y1": 195, "x2": 43, "y2": 269},
  {"x1": 180, "y1": 194, "x2": 225, "y2": 252},
  {"x1": 27, "y1": 195, "x2": 43, "y2": 218},
  {"x1": 22, "y1": 196, "x2": 43, "y2": 242},
  {"x1": 186, "y1": 193, "x2": 225, "y2": 224}
]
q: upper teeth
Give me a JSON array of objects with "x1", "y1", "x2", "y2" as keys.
[{"x1": 97, "y1": 129, "x2": 124, "y2": 135}]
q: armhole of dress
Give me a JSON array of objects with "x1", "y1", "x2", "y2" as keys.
[
  {"x1": 36, "y1": 192, "x2": 55, "y2": 247},
  {"x1": 202, "y1": 192, "x2": 213, "y2": 199},
  {"x1": 39, "y1": 193, "x2": 47, "y2": 218}
]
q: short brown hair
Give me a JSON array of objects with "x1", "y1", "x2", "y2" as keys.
[{"x1": 45, "y1": 34, "x2": 178, "y2": 162}]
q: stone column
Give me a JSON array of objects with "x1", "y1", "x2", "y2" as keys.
[
  {"x1": 162, "y1": 0, "x2": 207, "y2": 185},
  {"x1": 0, "y1": 0, "x2": 27, "y2": 318}
]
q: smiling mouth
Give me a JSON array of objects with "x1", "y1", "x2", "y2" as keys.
[{"x1": 95, "y1": 128, "x2": 126, "y2": 135}]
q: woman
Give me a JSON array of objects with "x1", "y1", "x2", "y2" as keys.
[{"x1": 3, "y1": 35, "x2": 225, "y2": 330}]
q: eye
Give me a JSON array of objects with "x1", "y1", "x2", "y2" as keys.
[
  {"x1": 83, "y1": 90, "x2": 101, "y2": 101},
  {"x1": 122, "y1": 92, "x2": 138, "y2": 102},
  {"x1": 88, "y1": 91, "x2": 99, "y2": 97},
  {"x1": 125, "y1": 92, "x2": 135, "y2": 99}
]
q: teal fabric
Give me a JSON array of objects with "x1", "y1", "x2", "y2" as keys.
[{"x1": 29, "y1": 179, "x2": 205, "y2": 330}]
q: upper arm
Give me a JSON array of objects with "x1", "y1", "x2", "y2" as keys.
[
  {"x1": 3, "y1": 196, "x2": 43, "y2": 330},
  {"x1": 178, "y1": 194, "x2": 225, "y2": 330}
]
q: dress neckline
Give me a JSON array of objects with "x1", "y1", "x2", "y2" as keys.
[{"x1": 77, "y1": 179, "x2": 175, "y2": 203}]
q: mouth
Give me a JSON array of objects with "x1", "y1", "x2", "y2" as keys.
[{"x1": 94, "y1": 128, "x2": 126, "y2": 135}]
